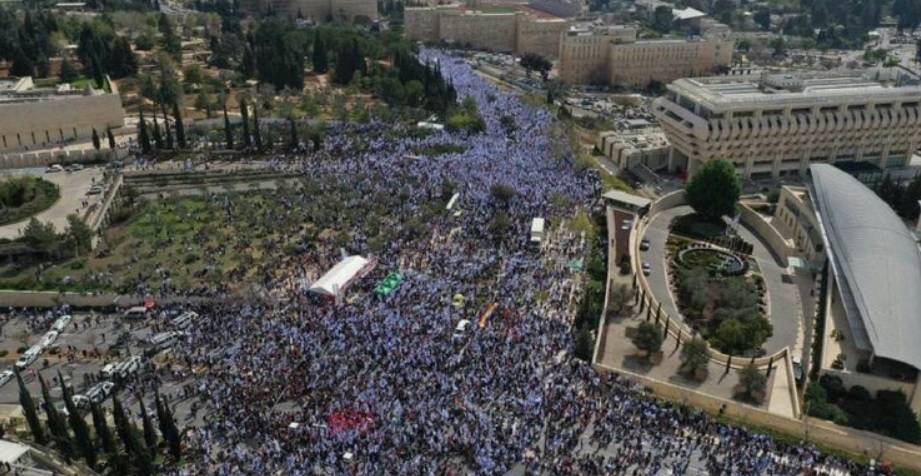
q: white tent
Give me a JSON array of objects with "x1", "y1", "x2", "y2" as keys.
[{"x1": 308, "y1": 256, "x2": 370, "y2": 298}]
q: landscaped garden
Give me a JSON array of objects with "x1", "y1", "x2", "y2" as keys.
[
  {"x1": 0, "y1": 176, "x2": 61, "y2": 226},
  {"x1": 667, "y1": 234, "x2": 771, "y2": 355},
  {"x1": 806, "y1": 374, "x2": 921, "y2": 444}
]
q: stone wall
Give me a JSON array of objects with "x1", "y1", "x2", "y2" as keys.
[
  {"x1": 0, "y1": 148, "x2": 128, "y2": 170},
  {"x1": 515, "y1": 18, "x2": 569, "y2": 60},
  {"x1": 738, "y1": 203, "x2": 794, "y2": 262},
  {"x1": 0, "y1": 93, "x2": 124, "y2": 153}
]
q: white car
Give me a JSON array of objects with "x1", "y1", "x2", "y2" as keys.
[
  {"x1": 52, "y1": 315, "x2": 73, "y2": 332},
  {"x1": 85, "y1": 381, "x2": 115, "y2": 404},
  {"x1": 72, "y1": 395, "x2": 91, "y2": 408},
  {"x1": 15, "y1": 347, "x2": 42, "y2": 370},
  {"x1": 0, "y1": 370, "x2": 13, "y2": 388},
  {"x1": 45, "y1": 164, "x2": 64, "y2": 173},
  {"x1": 40, "y1": 330, "x2": 60, "y2": 349}
]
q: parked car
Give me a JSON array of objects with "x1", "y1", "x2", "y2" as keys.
[
  {"x1": 15, "y1": 346, "x2": 43, "y2": 370},
  {"x1": 67, "y1": 163, "x2": 84, "y2": 172},
  {"x1": 40, "y1": 330, "x2": 59, "y2": 349},
  {"x1": 0, "y1": 370, "x2": 13, "y2": 388},
  {"x1": 640, "y1": 237, "x2": 650, "y2": 251},
  {"x1": 45, "y1": 164, "x2": 64, "y2": 173},
  {"x1": 621, "y1": 219, "x2": 633, "y2": 230},
  {"x1": 642, "y1": 262, "x2": 651, "y2": 276},
  {"x1": 86, "y1": 185, "x2": 103, "y2": 195},
  {"x1": 85, "y1": 381, "x2": 116, "y2": 404},
  {"x1": 52, "y1": 314, "x2": 73, "y2": 332},
  {"x1": 148, "y1": 331, "x2": 184, "y2": 353}
]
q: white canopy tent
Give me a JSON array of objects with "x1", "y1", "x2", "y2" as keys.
[{"x1": 308, "y1": 255, "x2": 370, "y2": 298}]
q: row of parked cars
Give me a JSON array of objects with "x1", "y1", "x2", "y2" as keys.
[{"x1": 14, "y1": 314, "x2": 74, "y2": 371}]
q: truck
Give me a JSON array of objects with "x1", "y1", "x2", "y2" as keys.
[{"x1": 530, "y1": 218, "x2": 545, "y2": 247}]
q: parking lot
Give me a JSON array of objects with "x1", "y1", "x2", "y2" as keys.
[{"x1": 0, "y1": 308, "x2": 207, "y2": 430}]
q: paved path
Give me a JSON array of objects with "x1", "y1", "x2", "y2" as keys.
[{"x1": 0, "y1": 168, "x2": 104, "y2": 239}]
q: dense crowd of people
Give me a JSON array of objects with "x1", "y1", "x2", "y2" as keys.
[{"x1": 155, "y1": 51, "x2": 889, "y2": 475}]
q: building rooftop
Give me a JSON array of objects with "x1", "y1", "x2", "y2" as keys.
[
  {"x1": 670, "y1": 70, "x2": 921, "y2": 111},
  {"x1": 809, "y1": 163, "x2": 921, "y2": 371}
]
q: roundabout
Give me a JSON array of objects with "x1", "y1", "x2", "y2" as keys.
[{"x1": 676, "y1": 246, "x2": 748, "y2": 277}]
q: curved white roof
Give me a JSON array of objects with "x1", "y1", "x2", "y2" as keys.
[{"x1": 810, "y1": 164, "x2": 921, "y2": 370}]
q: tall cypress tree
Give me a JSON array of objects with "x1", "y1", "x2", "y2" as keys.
[
  {"x1": 90, "y1": 400, "x2": 116, "y2": 455},
  {"x1": 240, "y1": 96, "x2": 251, "y2": 148},
  {"x1": 288, "y1": 117, "x2": 298, "y2": 150},
  {"x1": 312, "y1": 35, "x2": 328, "y2": 74},
  {"x1": 160, "y1": 105, "x2": 174, "y2": 149},
  {"x1": 253, "y1": 103, "x2": 262, "y2": 151},
  {"x1": 107, "y1": 127, "x2": 116, "y2": 150},
  {"x1": 137, "y1": 396, "x2": 158, "y2": 460},
  {"x1": 152, "y1": 114, "x2": 163, "y2": 150},
  {"x1": 173, "y1": 101, "x2": 186, "y2": 149},
  {"x1": 15, "y1": 370, "x2": 47, "y2": 446},
  {"x1": 113, "y1": 395, "x2": 153, "y2": 475},
  {"x1": 60, "y1": 371, "x2": 96, "y2": 468},
  {"x1": 91, "y1": 128, "x2": 101, "y2": 151},
  {"x1": 39, "y1": 374, "x2": 73, "y2": 459},
  {"x1": 138, "y1": 108, "x2": 151, "y2": 154},
  {"x1": 223, "y1": 103, "x2": 234, "y2": 149},
  {"x1": 153, "y1": 392, "x2": 181, "y2": 460}
]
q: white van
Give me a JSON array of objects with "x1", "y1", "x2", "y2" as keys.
[
  {"x1": 123, "y1": 306, "x2": 148, "y2": 319},
  {"x1": 530, "y1": 218, "x2": 545, "y2": 247},
  {"x1": 171, "y1": 311, "x2": 199, "y2": 330},
  {"x1": 149, "y1": 331, "x2": 184, "y2": 353}
]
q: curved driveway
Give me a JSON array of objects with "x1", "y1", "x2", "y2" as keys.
[{"x1": 640, "y1": 205, "x2": 802, "y2": 354}]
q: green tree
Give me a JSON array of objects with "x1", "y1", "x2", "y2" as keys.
[
  {"x1": 631, "y1": 321, "x2": 664, "y2": 356},
  {"x1": 253, "y1": 103, "x2": 262, "y2": 151},
  {"x1": 159, "y1": 13, "x2": 182, "y2": 62},
  {"x1": 90, "y1": 400, "x2": 116, "y2": 455},
  {"x1": 223, "y1": 103, "x2": 234, "y2": 149},
  {"x1": 240, "y1": 96, "x2": 251, "y2": 148},
  {"x1": 679, "y1": 336, "x2": 710, "y2": 378},
  {"x1": 288, "y1": 117, "x2": 299, "y2": 150},
  {"x1": 312, "y1": 34, "x2": 328, "y2": 74},
  {"x1": 520, "y1": 53, "x2": 552, "y2": 82},
  {"x1": 65, "y1": 214, "x2": 94, "y2": 257},
  {"x1": 113, "y1": 395, "x2": 153, "y2": 475},
  {"x1": 59, "y1": 57, "x2": 79, "y2": 83},
  {"x1": 152, "y1": 114, "x2": 163, "y2": 150},
  {"x1": 15, "y1": 370, "x2": 47, "y2": 446},
  {"x1": 23, "y1": 217, "x2": 59, "y2": 259},
  {"x1": 137, "y1": 396, "x2": 158, "y2": 460},
  {"x1": 173, "y1": 101, "x2": 186, "y2": 149},
  {"x1": 685, "y1": 158, "x2": 741, "y2": 220},
  {"x1": 138, "y1": 108, "x2": 151, "y2": 154},
  {"x1": 107, "y1": 127, "x2": 116, "y2": 150},
  {"x1": 737, "y1": 365, "x2": 768, "y2": 402},
  {"x1": 651, "y1": 5, "x2": 673, "y2": 33},
  {"x1": 39, "y1": 374, "x2": 73, "y2": 459},
  {"x1": 60, "y1": 371, "x2": 96, "y2": 468},
  {"x1": 91, "y1": 128, "x2": 101, "y2": 151},
  {"x1": 574, "y1": 326, "x2": 594, "y2": 361},
  {"x1": 155, "y1": 392, "x2": 181, "y2": 460}
]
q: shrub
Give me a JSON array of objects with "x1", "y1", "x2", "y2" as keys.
[
  {"x1": 183, "y1": 253, "x2": 199, "y2": 264},
  {"x1": 16, "y1": 346, "x2": 28, "y2": 354},
  {"x1": 69, "y1": 260, "x2": 86, "y2": 270},
  {"x1": 0, "y1": 350, "x2": 8, "y2": 357},
  {"x1": 631, "y1": 321, "x2": 664, "y2": 356}
]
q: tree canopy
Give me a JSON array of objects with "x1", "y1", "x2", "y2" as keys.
[{"x1": 685, "y1": 158, "x2": 741, "y2": 221}]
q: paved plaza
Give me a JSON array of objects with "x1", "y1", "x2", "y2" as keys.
[{"x1": 0, "y1": 167, "x2": 106, "y2": 240}]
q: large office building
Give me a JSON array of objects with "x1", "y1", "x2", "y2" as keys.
[
  {"x1": 404, "y1": 3, "x2": 570, "y2": 60},
  {"x1": 773, "y1": 164, "x2": 921, "y2": 412},
  {"x1": 653, "y1": 70, "x2": 921, "y2": 179},
  {"x1": 242, "y1": 0, "x2": 377, "y2": 22},
  {"x1": 557, "y1": 24, "x2": 732, "y2": 87},
  {"x1": 0, "y1": 76, "x2": 124, "y2": 153}
]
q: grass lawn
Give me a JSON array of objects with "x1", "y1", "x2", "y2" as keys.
[
  {"x1": 0, "y1": 170, "x2": 445, "y2": 293},
  {"x1": 70, "y1": 77, "x2": 101, "y2": 90}
]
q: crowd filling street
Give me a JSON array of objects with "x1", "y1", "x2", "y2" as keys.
[{"x1": 1, "y1": 51, "x2": 896, "y2": 475}]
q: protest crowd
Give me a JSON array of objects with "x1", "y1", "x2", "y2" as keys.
[{"x1": 142, "y1": 51, "x2": 891, "y2": 475}]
